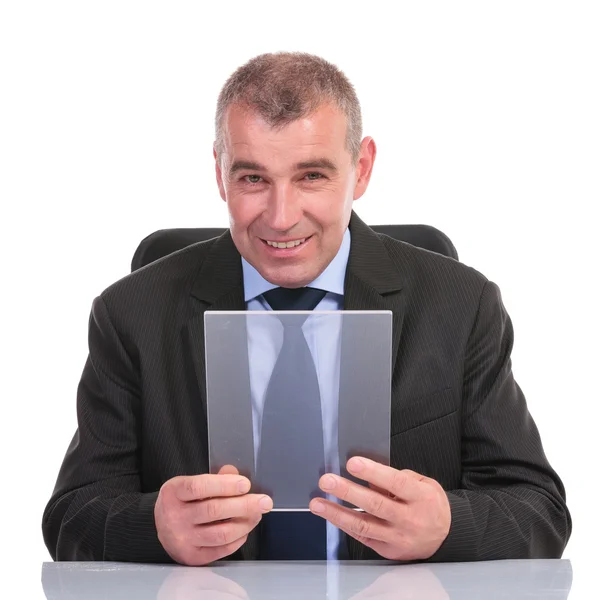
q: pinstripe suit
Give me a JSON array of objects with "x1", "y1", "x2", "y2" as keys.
[{"x1": 42, "y1": 212, "x2": 571, "y2": 562}]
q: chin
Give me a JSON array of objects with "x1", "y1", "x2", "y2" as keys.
[{"x1": 262, "y1": 266, "x2": 317, "y2": 289}]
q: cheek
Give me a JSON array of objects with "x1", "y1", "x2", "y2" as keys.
[
  {"x1": 309, "y1": 191, "x2": 352, "y2": 227},
  {"x1": 226, "y1": 193, "x2": 259, "y2": 228}
]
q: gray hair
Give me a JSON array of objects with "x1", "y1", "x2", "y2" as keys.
[{"x1": 215, "y1": 52, "x2": 363, "y2": 164}]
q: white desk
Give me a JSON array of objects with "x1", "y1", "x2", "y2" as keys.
[{"x1": 39, "y1": 559, "x2": 573, "y2": 599}]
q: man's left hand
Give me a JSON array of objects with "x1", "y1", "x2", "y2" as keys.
[{"x1": 309, "y1": 457, "x2": 451, "y2": 561}]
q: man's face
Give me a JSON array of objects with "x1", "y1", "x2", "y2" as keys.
[{"x1": 214, "y1": 103, "x2": 375, "y2": 288}]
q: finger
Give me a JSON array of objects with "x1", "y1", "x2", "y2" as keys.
[
  {"x1": 337, "y1": 523, "x2": 375, "y2": 548},
  {"x1": 337, "y1": 526, "x2": 410, "y2": 562},
  {"x1": 368, "y1": 481, "x2": 391, "y2": 497},
  {"x1": 309, "y1": 498, "x2": 391, "y2": 543},
  {"x1": 174, "y1": 474, "x2": 251, "y2": 502},
  {"x1": 195, "y1": 514, "x2": 262, "y2": 548},
  {"x1": 347, "y1": 458, "x2": 425, "y2": 503},
  {"x1": 318, "y1": 474, "x2": 401, "y2": 522},
  {"x1": 188, "y1": 493, "x2": 273, "y2": 525},
  {"x1": 337, "y1": 523, "x2": 407, "y2": 562},
  {"x1": 185, "y1": 533, "x2": 249, "y2": 566},
  {"x1": 218, "y1": 464, "x2": 240, "y2": 476}
]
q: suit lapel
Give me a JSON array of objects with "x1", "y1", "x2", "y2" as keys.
[
  {"x1": 187, "y1": 230, "x2": 246, "y2": 423},
  {"x1": 344, "y1": 212, "x2": 405, "y2": 370}
]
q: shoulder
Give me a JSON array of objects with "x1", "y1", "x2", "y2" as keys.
[
  {"x1": 97, "y1": 237, "x2": 218, "y2": 323},
  {"x1": 376, "y1": 231, "x2": 490, "y2": 305}
]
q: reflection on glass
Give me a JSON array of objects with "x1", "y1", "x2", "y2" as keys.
[
  {"x1": 346, "y1": 565, "x2": 449, "y2": 600},
  {"x1": 157, "y1": 567, "x2": 249, "y2": 600},
  {"x1": 41, "y1": 558, "x2": 573, "y2": 600}
]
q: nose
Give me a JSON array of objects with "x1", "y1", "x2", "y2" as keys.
[{"x1": 263, "y1": 182, "x2": 302, "y2": 232}]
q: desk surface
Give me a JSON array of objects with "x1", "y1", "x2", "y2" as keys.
[{"x1": 39, "y1": 559, "x2": 574, "y2": 599}]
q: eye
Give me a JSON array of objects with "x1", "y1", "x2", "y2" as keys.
[
  {"x1": 243, "y1": 175, "x2": 263, "y2": 184},
  {"x1": 305, "y1": 172, "x2": 324, "y2": 181}
]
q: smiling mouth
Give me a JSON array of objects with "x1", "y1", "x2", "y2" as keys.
[{"x1": 261, "y1": 236, "x2": 311, "y2": 249}]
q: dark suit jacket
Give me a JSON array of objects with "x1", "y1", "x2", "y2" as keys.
[{"x1": 42, "y1": 212, "x2": 571, "y2": 562}]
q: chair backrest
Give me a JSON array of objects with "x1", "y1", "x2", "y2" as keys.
[{"x1": 131, "y1": 224, "x2": 458, "y2": 272}]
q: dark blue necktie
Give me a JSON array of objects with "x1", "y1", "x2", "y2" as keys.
[{"x1": 257, "y1": 286, "x2": 328, "y2": 560}]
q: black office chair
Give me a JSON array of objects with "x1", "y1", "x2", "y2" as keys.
[{"x1": 131, "y1": 224, "x2": 458, "y2": 272}]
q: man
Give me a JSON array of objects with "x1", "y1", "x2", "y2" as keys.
[{"x1": 42, "y1": 52, "x2": 571, "y2": 565}]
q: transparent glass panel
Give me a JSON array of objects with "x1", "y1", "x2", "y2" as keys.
[{"x1": 204, "y1": 310, "x2": 392, "y2": 510}]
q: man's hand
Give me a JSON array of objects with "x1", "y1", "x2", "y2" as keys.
[
  {"x1": 155, "y1": 465, "x2": 273, "y2": 566},
  {"x1": 309, "y1": 457, "x2": 451, "y2": 561}
]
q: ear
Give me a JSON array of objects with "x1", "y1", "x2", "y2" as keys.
[
  {"x1": 214, "y1": 145, "x2": 226, "y2": 202},
  {"x1": 353, "y1": 137, "x2": 377, "y2": 201}
]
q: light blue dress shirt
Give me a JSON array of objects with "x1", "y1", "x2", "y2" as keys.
[{"x1": 242, "y1": 228, "x2": 351, "y2": 560}]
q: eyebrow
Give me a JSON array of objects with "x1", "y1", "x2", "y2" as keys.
[
  {"x1": 296, "y1": 158, "x2": 338, "y2": 171},
  {"x1": 229, "y1": 158, "x2": 338, "y2": 175},
  {"x1": 229, "y1": 161, "x2": 264, "y2": 174}
]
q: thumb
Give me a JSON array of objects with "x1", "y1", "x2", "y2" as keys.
[{"x1": 218, "y1": 464, "x2": 240, "y2": 476}]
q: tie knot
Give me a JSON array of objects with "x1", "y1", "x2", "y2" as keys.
[{"x1": 263, "y1": 287, "x2": 327, "y2": 311}]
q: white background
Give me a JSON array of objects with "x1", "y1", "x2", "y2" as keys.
[{"x1": 1, "y1": 1, "x2": 598, "y2": 597}]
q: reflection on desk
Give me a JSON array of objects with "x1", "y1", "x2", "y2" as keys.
[{"x1": 41, "y1": 559, "x2": 573, "y2": 600}]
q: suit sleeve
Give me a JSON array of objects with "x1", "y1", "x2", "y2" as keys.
[
  {"x1": 429, "y1": 280, "x2": 572, "y2": 561},
  {"x1": 42, "y1": 295, "x2": 173, "y2": 562}
]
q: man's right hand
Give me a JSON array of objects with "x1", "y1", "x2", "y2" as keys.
[{"x1": 155, "y1": 465, "x2": 273, "y2": 566}]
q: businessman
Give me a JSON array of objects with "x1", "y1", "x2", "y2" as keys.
[{"x1": 43, "y1": 52, "x2": 571, "y2": 565}]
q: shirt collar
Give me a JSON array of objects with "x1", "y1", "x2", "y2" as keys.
[{"x1": 242, "y1": 228, "x2": 351, "y2": 302}]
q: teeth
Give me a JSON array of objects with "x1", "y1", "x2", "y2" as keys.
[{"x1": 266, "y1": 238, "x2": 306, "y2": 248}]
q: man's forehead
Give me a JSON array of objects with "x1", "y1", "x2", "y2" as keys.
[
  {"x1": 219, "y1": 104, "x2": 350, "y2": 172},
  {"x1": 223, "y1": 103, "x2": 346, "y2": 140}
]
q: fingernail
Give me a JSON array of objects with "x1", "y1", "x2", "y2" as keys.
[
  {"x1": 321, "y1": 475, "x2": 336, "y2": 490},
  {"x1": 311, "y1": 501, "x2": 325, "y2": 514},
  {"x1": 348, "y1": 457, "x2": 365, "y2": 473},
  {"x1": 259, "y1": 496, "x2": 273, "y2": 512},
  {"x1": 237, "y1": 479, "x2": 251, "y2": 493}
]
